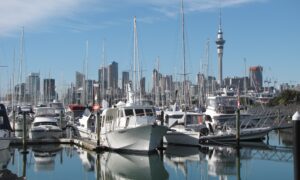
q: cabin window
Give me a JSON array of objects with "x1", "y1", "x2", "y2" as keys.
[
  {"x1": 186, "y1": 115, "x2": 198, "y2": 125},
  {"x1": 135, "y1": 109, "x2": 145, "y2": 116},
  {"x1": 145, "y1": 109, "x2": 154, "y2": 116},
  {"x1": 170, "y1": 115, "x2": 183, "y2": 119},
  {"x1": 125, "y1": 109, "x2": 134, "y2": 116}
]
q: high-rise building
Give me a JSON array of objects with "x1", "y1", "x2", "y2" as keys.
[
  {"x1": 98, "y1": 66, "x2": 108, "y2": 100},
  {"x1": 26, "y1": 72, "x2": 40, "y2": 104},
  {"x1": 43, "y1": 78, "x2": 55, "y2": 103},
  {"x1": 108, "y1": 61, "x2": 118, "y2": 90},
  {"x1": 249, "y1": 66, "x2": 263, "y2": 91},
  {"x1": 216, "y1": 10, "x2": 226, "y2": 87},
  {"x1": 140, "y1": 77, "x2": 146, "y2": 95},
  {"x1": 122, "y1": 71, "x2": 129, "y2": 95}
]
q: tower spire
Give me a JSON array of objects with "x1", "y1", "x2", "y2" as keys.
[{"x1": 216, "y1": 8, "x2": 225, "y2": 88}]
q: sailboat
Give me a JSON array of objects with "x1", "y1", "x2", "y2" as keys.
[{"x1": 163, "y1": 0, "x2": 209, "y2": 146}]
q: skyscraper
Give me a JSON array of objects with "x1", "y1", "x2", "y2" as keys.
[
  {"x1": 108, "y1": 61, "x2": 118, "y2": 90},
  {"x1": 122, "y1": 71, "x2": 129, "y2": 96},
  {"x1": 216, "y1": 10, "x2": 226, "y2": 88},
  {"x1": 26, "y1": 72, "x2": 40, "y2": 104},
  {"x1": 249, "y1": 66, "x2": 263, "y2": 91},
  {"x1": 43, "y1": 78, "x2": 55, "y2": 103}
]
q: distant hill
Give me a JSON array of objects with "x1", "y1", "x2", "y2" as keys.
[{"x1": 268, "y1": 89, "x2": 300, "y2": 106}]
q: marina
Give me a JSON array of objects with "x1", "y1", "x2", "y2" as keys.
[{"x1": 0, "y1": 0, "x2": 299, "y2": 179}]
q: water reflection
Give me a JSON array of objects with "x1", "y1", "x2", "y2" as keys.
[
  {"x1": 32, "y1": 144, "x2": 62, "y2": 172},
  {"x1": 4, "y1": 130, "x2": 293, "y2": 180},
  {"x1": 76, "y1": 148, "x2": 169, "y2": 180}
]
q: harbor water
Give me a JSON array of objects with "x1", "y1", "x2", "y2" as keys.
[{"x1": 1, "y1": 129, "x2": 293, "y2": 180}]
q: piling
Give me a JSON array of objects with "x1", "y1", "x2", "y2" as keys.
[
  {"x1": 22, "y1": 112, "x2": 27, "y2": 148},
  {"x1": 236, "y1": 109, "x2": 240, "y2": 146},
  {"x1": 292, "y1": 111, "x2": 300, "y2": 180},
  {"x1": 12, "y1": 110, "x2": 15, "y2": 131},
  {"x1": 96, "y1": 112, "x2": 101, "y2": 147}
]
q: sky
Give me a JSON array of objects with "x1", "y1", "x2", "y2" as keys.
[{"x1": 0, "y1": 0, "x2": 299, "y2": 95}]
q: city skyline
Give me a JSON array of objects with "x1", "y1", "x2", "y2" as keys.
[{"x1": 0, "y1": 0, "x2": 299, "y2": 95}]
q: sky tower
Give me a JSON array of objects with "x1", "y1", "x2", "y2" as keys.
[{"x1": 216, "y1": 10, "x2": 225, "y2": 88}]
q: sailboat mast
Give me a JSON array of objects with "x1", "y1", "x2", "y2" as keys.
[
  {"x1": 18, "y1": 27, "x2": 24, "y2": 104},
  {"x1": 133, "y1": 16, "x2": 140, "y2": 103},
  {"x1": 181, "y1": 0, "x2": 187, "y2": 107}
]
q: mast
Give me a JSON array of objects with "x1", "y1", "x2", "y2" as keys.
[
  {"x1": 133, "y1": 16, "x2": 141, "y2": 103},
  {"x1": 181, "y1": 0, "x2": 187, "y2": 108},
  {"x1": 18, "y1": 27, "x2": 24, "y2": 104}
]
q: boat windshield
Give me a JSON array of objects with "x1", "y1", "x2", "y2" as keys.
[
  {"x1": 35, "y1": 108, "x2": 55, "y2": 116},
  {"x1": 208, "y1": 97, "x2": 238, "y2": 108},
  {"x1": 50, "y1": 103, "x2": 64, "y2": 109},
  {"x1": 34, "y1": 122, "x2": 58, "y2": 127}
]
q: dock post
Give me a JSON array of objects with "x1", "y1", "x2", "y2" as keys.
[
  {"x1": 236, "y1": 109, "x2": 240, "y2": 146},
  {"x1": 22, "y1": 112, "x2": 27, "y2": 148},
  {"x1": 12, "y1": 110, "x2": 15, "y2": 131},
  {"x1": 96, "y1": 112, "x2": 101, "y2": 147},
  {"x1": 159, "y1": 111, "x2": 164, "y2": 151},
  {"x1": 292, "y1": 111, "x2": 300, "y2": 180}
]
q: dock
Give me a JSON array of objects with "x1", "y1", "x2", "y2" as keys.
[{"x1": 9, "y1": 137, "x2": 106, "y2": 152}]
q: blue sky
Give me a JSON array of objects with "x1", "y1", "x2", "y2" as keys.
[{"x1": 0, "y1": 0, "x2": 299, "y2": 95}]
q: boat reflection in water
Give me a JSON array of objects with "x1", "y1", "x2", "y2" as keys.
[
  {"x1": 164, "y1": 141, "x2": 274, "y2": 179},
  {"x1": 32, "y1": 144, "x2": 62, "y2": 172},
  {"x1": 76, "y1": 148, "x2": 169, "y2": 180}
]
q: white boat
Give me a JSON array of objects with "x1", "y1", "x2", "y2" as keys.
[
  {"x1": 163, "y1": 110, "x2": 208, "y2": 146},
  {"x1": 0, "y1": 104, "x2": 13, "y2": 150},
  {"x1": 49, "y1": 101, "x2": 68, "y2": 128},
  {"x1": 30, "y1": 107, "x2": 62, "y2": 139},
  {"x1": 204, "y1": 95, "x2": 252, "y2": 130},
  {"x1": 75, "y1": 83, "x2": 168, "y2": 152},
  {"x1": 8, "y1": 105, "x2": 34, "y2": 137}
]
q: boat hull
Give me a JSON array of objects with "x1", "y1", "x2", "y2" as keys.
[
  {"x1": 30, "y1": 128, "x2": 62, "y2": 139},
  {"x1": 164, "y1": 131, "x2": 200, "y2": 146},
  {"x1": 101, "y1": 124, "x2": 168, "y2": 152},
  {"x1": 0, "y1": 139, "x2": 10, "y2": 150},
  {"x1": 199, "y1": 127, "x2": 272, "y2": 143}
]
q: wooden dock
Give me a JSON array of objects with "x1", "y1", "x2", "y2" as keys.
[{"x1": 9, "y1": 137, "x2": 106, "y2": 152}]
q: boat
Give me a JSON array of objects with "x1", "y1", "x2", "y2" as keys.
[
  {"x1": 204, "y1": 94, "x2": 253, "y2": 130},
  {"x1": 65, "y1": 104, "x2": 86, "y2": 123},
  {"x1": 0, "y1": 104, "x2": 12, "y2": 150},
  {"x1": 199, "y1": 126, "x2": 272, "y2": 143},
  {"x1": 29, "y1": 107, "x2": 62, "y2": 139},
  {"x1": 8, "y1": 105, "x2": 34, "y2": 137},
  {"x1": 75, "y1": 82, "x2": 168, "y2": 152},
  {"x1": 49, "y1": 101, "x2": 67, "y2": 128},
  {"x1": 163, "y1": 110, "x2": 208, "y2": 146}
]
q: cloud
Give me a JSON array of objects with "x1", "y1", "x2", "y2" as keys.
[{"x1": 0, "y1": 0, "x2": 266, "y2": 36}]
